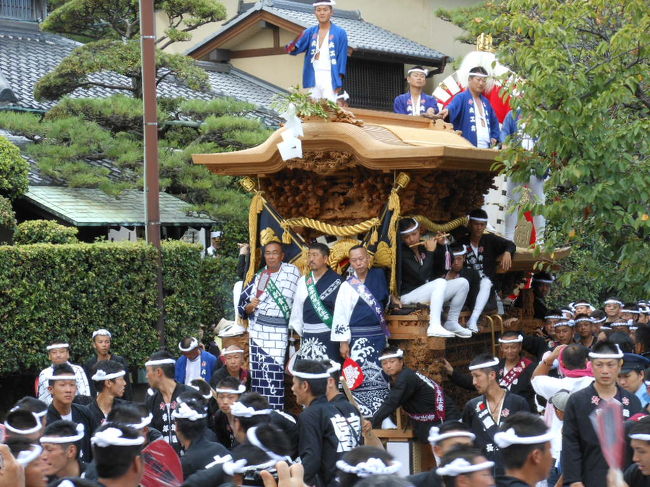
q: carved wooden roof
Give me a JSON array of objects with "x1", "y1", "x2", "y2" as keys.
[{"x1": 192, "y1": 109, "x2": 498, "y2": 176}]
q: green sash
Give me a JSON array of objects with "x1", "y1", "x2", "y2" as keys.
[
  {"x1": 259, "y1": 269, "x2": 291, "y2": 321},
  {"x1": 306, "y1": 272, "x2": 333, "y2": 328}
]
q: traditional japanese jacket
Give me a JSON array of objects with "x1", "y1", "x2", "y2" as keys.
[
  {"x1": 181, "y1": 435, "x2": 229, "y2": 479},
  {"x1": 497, "y1": 358, "x2": 537, "y2": 412},
  {"x1": 39, "y1": 362, "x2": 91, "y2": 405},
  {"x1": 456, "y1": 232, "x2": 516, "y2": 281},
  {"x1": 298, "y1": 395, "x2": 362, "y2": 487},
  {"x1": 175, "y1": 350, "x2": 218, "y2": 384},
  {"x1": 238, "y1": 263, "x2": 302, "y2": 322},
  {"x1": 398, "y1": 243, "x2": 445, "y2": 295},
  {"x1": 371, "y1": 367, "x2": 459, "y2": 442},
  {"x1": 87, "y1": 397, "x2": 126, "y2": 431},
  {"x1": 624, "y1": 463, "x2": 650, "y2": 487},
  {"x1": 287, "y1": 23, "x2": 348, "y2": 91},
  {"x1": 447, "y1": 89, "x2": 500, "y2": 147},
  {"x1": 495, "y1": 475, "x2": 531, "y2": 487},
  {"x1": 462, "y1": 391, "x2": 530, "y2": 474},
  {"x1": 289, "y1": 269, "x2": 342, "y2": 335},
  {"x1": 145, "y1": 382, "x2": 192, "y2": 454},
  {"x1": 331, "y1": 268, "x2": 389, "y2": 342},
  {"x1": 407, "y1": 469, "x2": 442, "y2": 487},
  {"x1": 393, "y1": 92, "x2": 440, "y2": 116},
  {"x1": 562, "y1": 383, "x2": 642, "y2": 487}
]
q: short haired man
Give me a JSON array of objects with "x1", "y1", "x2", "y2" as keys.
[
  {"x1": 436, "y1": 445, "x2": 495, "y2": 487},
  {"x1": 176, "y1": 336, "x2": 218, "y2": 385},
  {"x1": 513, "y1": 272, "x2": 553, "y2": 320},
  {"x1": 144, "y1": 350, "x2": 191, "y2": 454},
  {"x1": 396, "y1": 221, "x2": 473, "y2": 338},
  {"x1": 45, "y1": 363, "x2": 94, "y2": 463},
  {"x1": 574, "y1": 314, "x2": 596, "y2": 349},
  {"x1": 495, "y1": 332, "x2": 536, "y2": 411},
  {"x1": 39, "y1": 420, "x2": 86, "y2": 482},
  {"x1": 206, "y1": 230, "x2": 223, "y2": 258},
  {"x1": 447, "y1": 66, "x2": 500, "y2": 148},
  {"x1": 290, "y1": 242, "x2": 343, "y2": 361},
  {"x1": 91, "y1": 423, "x2": 144, "y2": 487},
  {"x1": 462, "y1": 354, "x2": 530, "y2": 475},
  {"x1": 87, "y1": 360, "x2": 127, "y2": 430},
  {"x1": 625, "y1": 419, "x2": 650, "y2": 486},
  {"x1": 291, "y1": 359, "x2": 362, "y2": 487},
  {"x1": 407, "y1": 421, "x2": 476, "y2": 487},
  {"x1": 561, "y1": 340, "x2": 643, "y2": 487},
  {"x1": 619, "y1": 353, "x2": 650, "y2": 409},
  {"x1": 286, "y1": 0, "x2": 348, "y2": 103},
  {"x1": 83, "y1": 329, "x2": 132, "y2": 400},
  {"x1": 553, "y1": 319, "x2": 576, "y2": 346},
  {"x1": 394, "y1": 67, "x2": 446, "y2": 119},
  {"x1": 210, "y1": 376, "x2": 245, "y2": 449},
  {"x1": 239, "y1": 240, "x2": 301, "y2": 409},
  {"x1": 622, "y1": 303, "x2": 641, "y2": 323},
  {"x1": 604, "y1": 298, "x2": 624, "y2": 324},
  {"x1": 331, "y1": 245, "x2": 390, "y2": 415},
  {"x1": 371, "y1": 346, "x2": 460, "y2": 443},
  {"x1": 38, "y1": 342, "x2": 90, "y2": 405},
  {"x1": 493, "y1": 412, "x2": 554, "y2": 486},
  {"x1": 209, "y1": 345, "x2": 250, "y2": 389},
  {"x1": 173, "y1": 395, "x2": 229, "y2": 479},
  {"x1": 3, "y1": 408, "x2": 45, "y2": 442}
]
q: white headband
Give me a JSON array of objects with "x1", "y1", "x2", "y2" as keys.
[
  {"x1": 468, "y1": 215, "x2": 488, "y2": 222},
  {"x1": 498, "y1": 335, "x2": 523, "y2": 344},
  {"x1": 436, "y1": 458, "x2": 495, "y2": 477},
  {"x1": 399, "y1": 221, "x2": 419, "y2": 235},
  {"x1": 188, "y1": 384, "x2": 213, "y2": 400},
  {"x1": 47, "y1": 373, "x2": 76, "y2": 382},
  {"x1": 574, "y1": 318, "x2": 592, "y2": 324},
  {"x1": 221, "y1": 348, "x2": 244, "y2": 356},
  {"x1": 494, "y1": 428, "x2": 554, "y2": 448},
  {"x1": 179, "y1": 338, "x2": 199, "y2": 352},
  {"x1": 573, "y1": 302, "x2": 592, "y2": 308},
  {"x1": 630, "y1": 434, "x2": 650, "y2": 442},
  {"x1": 408, "y1": 68, "x2": 429, "y2": 76},
  {"x1": 4, "y1": 413, "x2": 42, "y2": 435},
  {"x1": 92, "y1": 329, "x2": 111, "y2": 339},
  {"x1": 92, "y1": 369, "x2": 126, "y2": 381},
  {"x1": 289, "y1": 361, "x2": 340, "y2": 379},
  {"x1": 589, "y1": 344, "x2": 624, "y2": 359},
  {"x1": 534, "y1": 278, "x2": 554, "y2": 284},
  {"x1": 40, "y1": 423, "x2": 85, "y2": 444},
  {"x1": 379, "y1": 349, "x2": 404, "y2": 361},
  {"x1": 211, "y1": 231, "x2": 223, "y2": 238},
  {"x1": 223, "y1": 458, "x2": 277, "y2": 475},
  {"x1": 452, "y1": 245, "x2": 467, "y2": 256},
  {"x1": 468, "y1": 357, "x2": 499, "y2": 371},
  {"x1": 604, "y1": 299, "x2": 623, "y2": 306},
  {"x1": 428, "y1": 426, "x2": 475, "y2": 445},
  {"x1": 230, "y1": 401, "x2": 271, "y2": 418},
  {"x1": 611, "y1": 320, "x2": 635, "y2": 327},
  {"x1": 247, "y1": 427, "x2": 290, "y2": 463},
  {"x1": 335, "y1": 458, "x2": 402, "y2": 478},
  {"x1": 468, "y1": 72, "x2": 489, "y2": 78},
  {"x1": 204, "y1": 454, "x2": 233, "y2": 469},
  {"x1": 591, "y1": 316, "x2": 606, "y2": 323},
  {"x1": 145, "y1": 358, "x2": 176, "y2": 367},
  {"x1": 215, "y1": 384, "x2": 246, "y2": 394},
  {"x1": 16, "y1": 445, "x2": 43, "y2": 466},
  {"x1": 127, "y1": 413, "x2": 153, "y2": 430},
  {"x1": 47, "y1": 343, "x2": 69, "y2": 351},
  {"x1": 622, "y1": 309, "x2": 640, "y2": 314},
  {"x1": 10, "y1": 406, "x2": 47, "y2": 418},
  {"x1": 172, "y1": 401, "x2": 207, "y2": 421},
  {"x1": 553, "y1": 320, "x2": 575, "y2": 328},
  {"x1": 313, "y1": 0, "x2": 335, "y2": 5},
  {"x1": 91, "y1": 427, "x2": 145, "y2": 448},
  {"x1": 544, "y1": 314, "x2": 563, "y2": 320}
]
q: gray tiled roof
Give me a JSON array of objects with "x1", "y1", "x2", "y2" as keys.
[
  {"x1": 206, "y1": 0, "x2": 449, "y2": 65},
  {"x1": 0, "y1": 24, "x2": 285, "y2": 112}
]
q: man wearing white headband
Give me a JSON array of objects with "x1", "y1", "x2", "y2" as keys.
[
  {"x1": 38, "y1": 342, "x2": 90, "y2": 405},
  {"x1": 291, "y1": 359, "x2": 362, "y2": 487},
  {"x1": 286, "y1": 0, "x2": 348, "y2": 104},
  {"x1": 176, "y1": 336, "x2": 218, "y2": 386},
  {"x1": 561, "y1": 340, "x2": 643, "y2": 487},
  {"x1": 210, "y1": 376, "x2": 245, "y2": 449},
  {"x1": 436, "y1": 445, "x2": 494, "y2": 487},
  {"x1": 625, "y1": 420, "x2": 650, "y2": 486},
  {"x1": 513, "y1": 272, "x2": 554, "y2": 321},
  {"x1": 493, "y1": 412, "x2": 554, "y2": 486},
  {"x1": 394, "y1": 66, "x2": 446, "y2": 119},
  {"x1": 238, "y1": 240, "x2": 301, "y2": 410},
  {"x1": 209, "y1": 345, "x2": 250, "y2": 390},
  {"x1": 144, "y1": 350, "x2": 192, "y2": 454},
  {"x1": 87, "y1": 360, "x2": 127, "y2": 430},
  {"x1": 83, "y1": 329, "x2": 132, "y2": 401},
  {"x1": 91, "y1": 423, "x2": 145, "y2": 487},
  {"x1": 447, "y1": 66, "x2": 500, "y2": 148},
  {"x1": 462, "y1": 353, "x2": 530, "y2": 475},
  {"x1": 603, "y1": 297, "x2": 624, "y2": 324},
  {"x1": 622, "y1": 302, "x2": 642, "y2": 324},
  {"x1": 40, "y1": 420, "x2": 86, "y2": 482},
  {"x1": 371, "y1": 346, "x2": 459, "y2": 443},
  {"x1": 206, "y1": 230, "x2": 223, "y2": 258}
]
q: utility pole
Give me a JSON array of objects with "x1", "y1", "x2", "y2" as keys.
[{"x1": 139, "y1": 0, "x2": 166, "y2": 348}]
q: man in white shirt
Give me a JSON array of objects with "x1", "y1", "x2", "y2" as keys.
[{"x1": 38, "y1": 342, "x2": 90, "y2": 405}]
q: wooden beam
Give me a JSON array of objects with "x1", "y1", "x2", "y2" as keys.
[
  {"x1": 272, "y1": 25, "x2": 280, "y2": 48},
  {"x1": 230, "y1": 47, "x2": 287, "y2": 58}
]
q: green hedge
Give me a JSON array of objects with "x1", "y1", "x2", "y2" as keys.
[
  {"x1": 0, "y1": 240, "x2": 238, "y2": 374},
  {"x1": 14, "y1": 219, "x2": 79, "y2": 244}
]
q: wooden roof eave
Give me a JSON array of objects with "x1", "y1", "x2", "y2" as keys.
[{"x1": 192, "y1": 120, "x2": 498, "y2": 176}]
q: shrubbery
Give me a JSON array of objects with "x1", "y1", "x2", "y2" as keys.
[
  {"x1": 0, "y1": 136, "x2": 29, "y2": 201},
  {"x1": 0, "y1": 241, "x2": 237, "y2": 374},
  {"x1": 14, "y1": 219, "x2": 79, "y2": 244}
]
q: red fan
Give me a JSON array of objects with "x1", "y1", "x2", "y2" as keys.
[
  {"x1": 342, "y1": 358, "x2": 365, "y2": 390},
  {"x1": 141, "y1": 439, "x2": 183, "y2": 487},
  {"x1": 590, "y1": 399, "x2": 624, "y2": 482}
]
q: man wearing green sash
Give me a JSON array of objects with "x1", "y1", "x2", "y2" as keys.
[
  {"x1": 290, "y1": 242, "x2": 342, "y2": 361},
  {"x1": 239, "y1": 240, "x2": 301, "y2": 409}
]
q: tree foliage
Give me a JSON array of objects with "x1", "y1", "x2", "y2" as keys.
[
  {"x1": 439, "y1": 0, "x2": 650, "y2": 296},
  {"x1": 0, "y1": 136, "x2": 29, "y2": 200},
  {"x1": 36, "y1": 0, "x2": 226, "y2": 100},
  {"x1": 14, "y1": 220, "x2": 79, "y2": 244}
]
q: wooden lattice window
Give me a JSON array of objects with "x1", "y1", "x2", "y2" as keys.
[
  {"x1": 0, "y1": 0, "x2": 47, "y2": 21},
  {"x1": 346, "y1": 58, "x2": 403, "y2": 112}
]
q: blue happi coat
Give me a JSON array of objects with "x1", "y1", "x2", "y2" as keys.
[
  {"x1": 287, "y1": 23, "x2": 348, "y2": 90},
  {"x1": 393, "y1": 92, "x2": 440, "y2": 116},
  {"x1": 447, "y1": 89, "x2": 500, "y2": 147}
]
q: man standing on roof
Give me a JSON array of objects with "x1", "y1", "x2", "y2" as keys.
[{"x1": 286, "y1": 0, "x2": 348, "y2": 104}]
